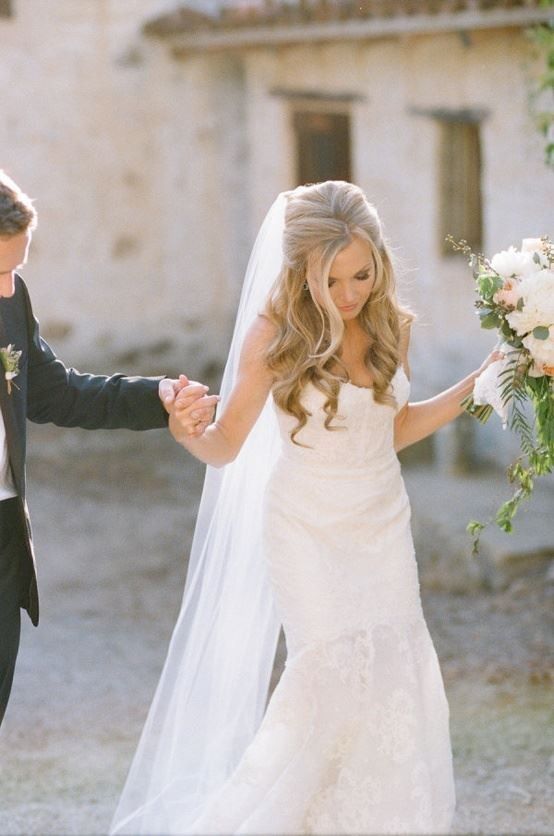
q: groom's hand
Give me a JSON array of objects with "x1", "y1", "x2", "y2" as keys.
[
  {"x1": 159, "y1": 375, "x2": 191, "y2": 411},
  {"x1": 161, "y1": 378, "x2": 219, "y2": 438}
]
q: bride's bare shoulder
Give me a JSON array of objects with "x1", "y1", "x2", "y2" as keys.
[
  {"x1": 399, "y1": 319, "x2": 412, "y2": 380},
  {"x1": 242, "y1": 314, "x2": 279, "y2": 353},
  {"x1": 236, "y1": 316, "x2": 280, "y2": 385}
]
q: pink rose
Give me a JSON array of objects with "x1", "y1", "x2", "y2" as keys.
[
  {"x1": 493, "y1": 277, "x2": 523, "y2": 309},
  {"x1": 528, "y1": 359, "x2": 554, "y2": 378}
]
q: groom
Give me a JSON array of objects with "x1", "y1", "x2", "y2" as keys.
[{"x1": 0, "y1": 170, "x2": 217, "y2": 727}]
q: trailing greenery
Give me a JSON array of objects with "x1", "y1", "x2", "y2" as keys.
[{"x1": 467, "y1": 360, "x2": 553, "y2": 555}]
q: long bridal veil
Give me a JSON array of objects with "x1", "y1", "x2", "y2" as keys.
[{"x1": 111, "y1": 193, "x2": 288, "y2": 835}]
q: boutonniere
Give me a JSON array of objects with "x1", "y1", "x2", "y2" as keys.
[{"x1": 0, "y1": 344, "x2": 22, "y2": 394}]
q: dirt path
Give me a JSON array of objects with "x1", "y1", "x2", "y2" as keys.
[{"x1": 0, "y1": 425, "x2": 552, "y2": 835}]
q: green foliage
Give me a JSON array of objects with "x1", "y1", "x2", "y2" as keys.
[
  {"x1": 479, "y1": 310, "x2": 502, "y2": 329},
  {"x1": 463, "y1": 352, "x2": 554, "y2": 554},
  {"x1": 530, "y1": 374, "x2": 554, "y2": 448},
  {"x1": 477, "y1": 274, "x2": 504, "y2": 301},
  {"x1": 460, "y1": 393, "x2": 493, "y2": 424},
  {"x1": 494, "y1": 460, "x2": 536, "y2": 533},
  {"x1": 526, "y1": 2, "x2": 554, "y2": 168},
  {"x1": 467, "y1": 520, "x2": 486, "y2": 557}
]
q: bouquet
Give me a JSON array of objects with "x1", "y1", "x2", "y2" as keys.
[{"x1": 447, "y1": 235, "x2": 554, "y2": 553}]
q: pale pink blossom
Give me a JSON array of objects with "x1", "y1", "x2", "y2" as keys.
[
  {"x1": 492, "y1": 277, "x2": 522, "y2": 309},
  {"x1": 529, "y1": 359, "x2": 554, "y2": 377}
]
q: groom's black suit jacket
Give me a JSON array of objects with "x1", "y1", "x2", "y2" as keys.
[{"x1": 0, "y1": 274, "x2": 169, "y2": 627}]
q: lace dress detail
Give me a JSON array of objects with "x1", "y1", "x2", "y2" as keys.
[{"x1": 183, "y1": 366, "x2": 455, "y2": 835}]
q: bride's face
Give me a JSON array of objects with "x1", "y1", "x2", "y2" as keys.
[{"x1": 312, "y1": 236, "x2": 375, "y2": 321}]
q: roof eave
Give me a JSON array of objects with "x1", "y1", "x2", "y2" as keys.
[{"x1": 159, "y1": 7, "x2": 552, "y2": 57}]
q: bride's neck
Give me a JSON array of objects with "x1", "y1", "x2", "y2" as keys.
[{"x1": 341, "y1": 317, "x2": 367, "y2": 347}]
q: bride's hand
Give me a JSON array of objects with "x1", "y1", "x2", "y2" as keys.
[{"x1": 169, "y1": 382, "x2": 220, "y2": 440}]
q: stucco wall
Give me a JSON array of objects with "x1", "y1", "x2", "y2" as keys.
[
  {"x1": 0, "y1": 0, "x2": 233, "y2": 376},
  {"x1": 1, "y1": 2, "x2": 552, "y2": 461}
]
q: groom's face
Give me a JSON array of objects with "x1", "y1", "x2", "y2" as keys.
[{"x1": 0, "y1": 230, "x2": 32, "y2": 297}]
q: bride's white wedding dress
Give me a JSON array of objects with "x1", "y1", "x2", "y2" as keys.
[{"x1": 181, "y1": 365, "x2": 455, "y2": 835}]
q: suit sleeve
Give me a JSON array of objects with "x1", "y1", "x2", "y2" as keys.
[{"x1": 22, "y1": 282, "x2": 170, "y2": 431}]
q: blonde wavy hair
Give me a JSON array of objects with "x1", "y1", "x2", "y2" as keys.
[{"x1": 263, "y1": 180, "x2": 415, "y2": 443}]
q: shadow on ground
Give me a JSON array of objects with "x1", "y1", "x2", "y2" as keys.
[{"x1": 0, "y1": 424, "x2": 552, "y2": 835}]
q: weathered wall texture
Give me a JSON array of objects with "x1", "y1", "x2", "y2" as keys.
[
  {"x1": 0, "y1": 0, "x2": 230, "y2": 374},
  {"x1": 1, "y1": 1, "x2": 552, "y2": 461}
]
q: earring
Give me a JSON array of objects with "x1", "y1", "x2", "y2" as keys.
[{"x1": 303, "y1": 282, "x2": 309, "y2": 291}]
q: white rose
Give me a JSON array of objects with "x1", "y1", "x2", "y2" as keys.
[
  {"x1": 505, "y1": 269, "x2": 554, "y2": 335},
  {"x1": 490, "y1": 246, "x2": 540, "y2": 280},
  {"x1": 521, "y1": 238, "x2": 543, "y2": 253},
  {"x1": 520, "y1": 238, "x2": 549, "y2": 269},
  {"x1": 522, "y1": 328, "x2": 554, "y2": 368}
]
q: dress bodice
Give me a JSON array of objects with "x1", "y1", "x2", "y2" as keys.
[{"x1": 274, "y1": 366, "x2": 410, "y2": 470}]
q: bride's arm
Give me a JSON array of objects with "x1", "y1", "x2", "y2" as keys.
[
  {"x1": 393, "y1": 325, "x2": 503, "y2": 452},
  {"x1": 168, "y1": 316, "x2": 275, "y2": 467}
]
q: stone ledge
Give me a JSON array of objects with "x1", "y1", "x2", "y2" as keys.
[{"x1": 404, "y1": 464, "x2": 554, "y2": 593}]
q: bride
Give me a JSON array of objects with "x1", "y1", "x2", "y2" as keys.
[{"x1": 111, "y1": 181, "x2": 502, "y2": 835}]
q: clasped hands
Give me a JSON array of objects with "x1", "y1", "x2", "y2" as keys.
[{"x1": 159, "y1": 375, "x2": 219, "y2": 439}]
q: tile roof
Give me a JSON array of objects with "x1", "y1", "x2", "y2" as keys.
[{"x1": 143, "y1": 0, "x2": 550, "y2": 36}]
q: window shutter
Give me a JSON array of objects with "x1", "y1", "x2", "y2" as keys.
[
  {"x1": 294, "y1": 111, "x2": 351, "y2": 186},
  {"x1": 440, "y1": 120, "x2": 482, "y2": 254}
]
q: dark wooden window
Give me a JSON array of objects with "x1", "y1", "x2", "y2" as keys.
[
  {"x1": 0, "y1": 0, "x2": 13, "y2": 18},
  {"x1": 293, "y1": 110, "x2": 351, "y2": 186},
  {"x1": 439, "y1": 119, "x2": 482, "y2": 254}
]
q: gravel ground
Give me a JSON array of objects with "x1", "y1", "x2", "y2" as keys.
[{"x1": 0, "y1": 423, "x2": 552, "y2": 836}]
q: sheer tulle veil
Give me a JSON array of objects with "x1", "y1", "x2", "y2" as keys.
[{"x1": 110, "y1": 193, "x2": 289, "y2": 835}]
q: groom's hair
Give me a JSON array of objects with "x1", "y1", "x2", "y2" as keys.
[{"x1": 0, "y1": 170, "x2": 37, "y2": 237}]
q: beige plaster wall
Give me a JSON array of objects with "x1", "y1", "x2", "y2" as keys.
[
  {"x1": 0, "y1": 0, "x2": 231, "y2": 376},
  {"x1": 1, "y1": 3, "x2": 552, "y2": 465}
]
